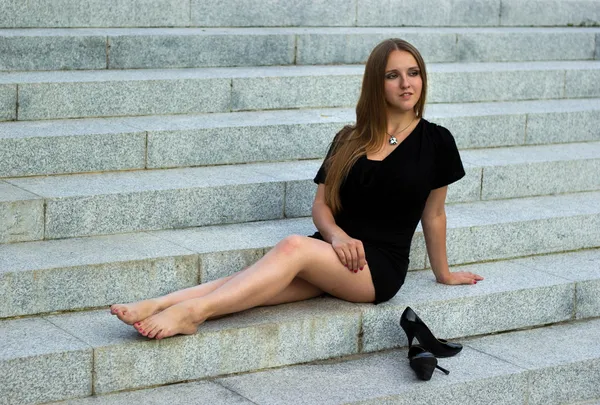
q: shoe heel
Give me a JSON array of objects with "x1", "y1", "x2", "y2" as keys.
[
  {"x1": 410, "y1": 357, "x2": 436, "y2": 381},
  {"x1": 436, "y1": 364, "x2": 450, "y2": 375}
]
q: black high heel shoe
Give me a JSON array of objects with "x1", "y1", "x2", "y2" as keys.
[
  {"x1": 408, "y1": 345, "x2": 450, "y2": 381},
  {"x1": 400, "y1": 307, "x2": 462, "y2": 358}
]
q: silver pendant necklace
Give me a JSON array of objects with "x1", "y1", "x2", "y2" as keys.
[{"x1": 387, "y1": 117, "x2": 416, "y2": 145}]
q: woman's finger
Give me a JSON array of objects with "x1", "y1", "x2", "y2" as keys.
[
  {"x1": 357, "y1": 242, "x2": 367, "y2": 270},
  {"x1": 341, "y1": 247, "x2": 354, "y2": 271},
  {"x1": 349, "y1": 244, "x2": 359, "y2": 272},
  {"x1": 335, "y1": 247, "x2": 348, "y2": 268}
]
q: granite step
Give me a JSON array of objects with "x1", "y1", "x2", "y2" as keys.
[
  {"x1": 2, "y1": 190, "x2": 600, "y2": 318},
  {"x1": 37, "y1": 314, "x2": 600, "y2": 405},
  {"x1": 1, "y1": 144, "x2": 599, "y2": 243},
  {"x1": 1, "y1": 27, "x2": 598, "y2": 71},
  {"x1": 213, "y1": 317, "x2": 600, "y2": 405},
  {"x1": 1, "y1": 0, "x2": 598, "y2": 28},
  {"x1": 1, "y1": 61, "x2": 599, "y2": 121},
  {"x1": 1, "y1": 98, "x2": 600, "y2": 178},
  {"x1": 2, "y1": 249, "x2": 599, "y2": 404}
]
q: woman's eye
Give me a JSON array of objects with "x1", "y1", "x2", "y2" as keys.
[
  {"x1": 409, "y1": 70, "x2": 420, "y2": 76},
  {"x1": 386, "y1": 73, "x2": 398, "y2": 79}
]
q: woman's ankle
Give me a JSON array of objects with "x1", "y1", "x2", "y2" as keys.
[{"x1": 152, "y1": 297, "x2": 170, "y2": 312}]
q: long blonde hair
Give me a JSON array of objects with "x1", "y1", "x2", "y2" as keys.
[{"x1": 324, "y1": 38, "x2": 428, "y2": 214}]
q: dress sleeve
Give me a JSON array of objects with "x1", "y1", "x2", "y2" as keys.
[
  {"x1": 431, "y1": 124, "x2": 466, "y2": 190},
  {"x1": 314, "y1": 127, "x2": 349, "y2": 184}
]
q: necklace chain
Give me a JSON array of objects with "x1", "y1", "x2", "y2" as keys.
[{"x1": 386, "y1": 117, "x2": 416, "y2": 145}]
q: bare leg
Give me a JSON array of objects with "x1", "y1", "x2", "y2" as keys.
[
  {"x1": 137, "y1": 235, "x2": 375, "y2": 339},
  {"x1": 110, "y1": 275, "x2": 235, "y2": 325},
  {"x1": 112, "y1": 270, "x2": 324, "y2": 325}
]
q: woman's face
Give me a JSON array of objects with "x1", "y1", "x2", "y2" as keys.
[{"x1": 383, "y1": 50, "x2": 422, "y2": 114}]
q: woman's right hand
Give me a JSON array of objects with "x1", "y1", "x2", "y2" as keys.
[{"x1": 331, "y1": 233, "x2": 367, "y2": 273}]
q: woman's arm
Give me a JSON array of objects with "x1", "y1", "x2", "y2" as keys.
[
  {"x1": 421, "y1": 186, "x2": 483, "y2": 285},
  {"x1": 312, "y1": 184, "x2": 366, "y2": 272},
  {"x1": 312, "y1": 184, "x2": 346, "y2": 243}
]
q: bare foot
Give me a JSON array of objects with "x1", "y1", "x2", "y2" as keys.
[
  {"x1": 110, "y1": 299, "x2": 161, "y2": 325},
  {"x1": 136, "y1": 302, "x2": 201, "y2": 340}
]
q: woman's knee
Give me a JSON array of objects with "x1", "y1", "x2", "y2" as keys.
[{"x1": 274, "y1": 234, "x2": 309, "y2": 256}]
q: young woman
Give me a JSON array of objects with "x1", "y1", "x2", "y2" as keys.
[{"x1": 111, "y1": 38, "x2": 483, "y2": 340}]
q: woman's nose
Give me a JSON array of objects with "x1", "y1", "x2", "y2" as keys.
[{"x1": 399, "y1": 75, "x2": 410, "y2": 88}]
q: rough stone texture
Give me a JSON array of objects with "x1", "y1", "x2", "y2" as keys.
[
  {"x1": 500, "y1": 0, "x2": 600, "y2": 26},
  {"x1": 510, "y1": 249, "x2": 600, "y2": 319},
  {"x1": 0, "y1": 233, "x2": 197, "y2": 318},
  {"x1": 18, "y1": 75, "x2": 231, "y2": 120},
  {"x1": 357, "y1": 0, "x2": 501, "y2": 26},
  {"x1": 526, "y1": 109, "x2": 600, "y2": 144},
  {"x1": 297, "y1": 29, "x2": 457, "y2": 64},
  {"x1": 0, "y1": 0, "x2": 190, "y2": 28},
  {"x1": 468, "y1": 319, "x2": 600, "y2": 405},
  {"x1": 151, "y1": 217, "x2": 317, "y2": 254},
  {"x1": 457, "y1": 30, "x2": 596, "y2": 62},
  {"x1": 46, "y1": 300, "x2": 361, "y2": 394},
  {"x1": 439, "y1": 192, "x2": 600, "y2": 266},
  {"x1": 6, "y1": 164, "x2": 287, "y2": 238},
  {"x1": 433, "y1": 113, "x2": 526, "y2": 148},
  {"x1": 285, "y1": 180, "x2": 317, "y2": 218},
  {"x1": 360, "y1": 260, "x2": 574, "y2": 352},
  {"x1": 6, "y1": 62, "x2": 595, "y2": 120},
  {"x1": 0, "y1": 118, "x2": 146, "y2": 177},
  {"x1": 234, "y1": 160, "x2": 321, "y2": 219},
  {"x1": 428, "y1": 67, "x2": 563, "y2": 103},
  {"x1": 231, "y1": 72, "x2": 363, "y2": 111},
  {"x1": 43, "y1": 182, "x2": 283, "y2": 238},
  {"x1": 5, "y1": 98, "x2": 595, "y2": 176},
  {"x1": 54, "y1": 381, "x2": 255, "y2": 405},
  {"x1": 566, "y1": 68, "x2": 600, "y2": 98},
  {"x1": 217, "y1": 348, "x2": 527, "y2": 405},
  {"x1": 0, "y1": 181, "x2": 44, "y2": 243},
  {"x1": 430, "y1": 98, "x2": 600, "y2": 147},
  {"x1": 228, "y1": 63, "x2": 578, "y2": 110},
  {"x1": 443, "y1": 215, "x2": 600, "y2": 268},
  {"x1": 199, "y1": 248, "x2": 265, "y2": 282},
  {"x1": 0, "y1": 84, "x2": 16, "y2": 121},
  {"x1": 0, "y1": 317, "x2": 92, "y2": 405},
  {"x1": 190, "y1": 0, "x2": 355, "y2": 26},
  {"x1": 460, "y1": 142, "x2": 600, "y2": 200},
  {"x1": 109, "y1": 31, "x2": 295, "y2": 69},
  {"x1": 481, "y1": 159, "x2": 600, "y2": 200},
  {"x1": 144, "y1": 112, "x2": 344, "y2": 168},
  {"x1": 447, "y1": 165, "x2": 481, "y2": 203},
  {"x1": 407, "y1": 231, "x2": 428, "y2": 271},
  {"x1": 0, "y1": 30, "x2": 106, "y2": 71}
]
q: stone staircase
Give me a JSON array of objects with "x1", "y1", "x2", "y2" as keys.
[{"x1": 1, "y1": 1, "x2": 600, "y2": 404}]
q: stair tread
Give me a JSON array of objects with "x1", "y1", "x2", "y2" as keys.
[
  {"x1": 1, "y1": 60, "x2": 599, "y2": 84},
  {"x1": 3, "y1": 142, "x2": 599, "y2": 196},
  {"x1": 2, "y1": 98, "x2": 600, "y2": 138}
]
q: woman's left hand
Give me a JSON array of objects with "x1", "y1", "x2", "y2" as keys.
[{"x1": 437, "y1": 271, "x2": 484, "y2": 285}]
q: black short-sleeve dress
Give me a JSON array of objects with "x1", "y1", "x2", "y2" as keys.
[{"x1": 309, "y1": 119, "x2": 465, "y2": 304}]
